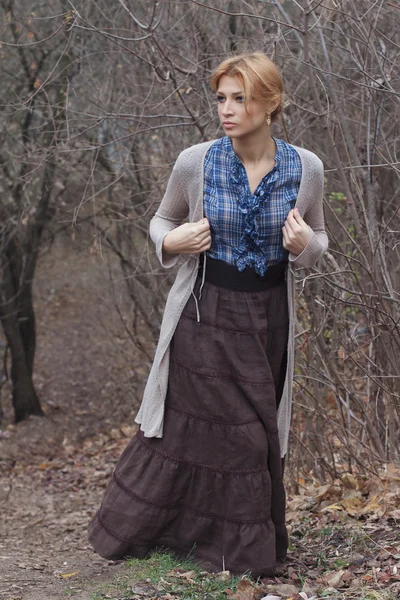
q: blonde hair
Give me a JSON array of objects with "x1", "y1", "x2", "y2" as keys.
[{"x1": 210, "y1": 52, "x2": 284, "y2": 122}]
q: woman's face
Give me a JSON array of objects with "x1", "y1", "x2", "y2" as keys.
[{"x1": 216, "y1": 74, "x2": 268, "y2": 138}]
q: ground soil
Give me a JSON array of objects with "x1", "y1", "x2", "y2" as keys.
[{"x1": 0, "y1": 226, "x2": 147, "y2": 600}]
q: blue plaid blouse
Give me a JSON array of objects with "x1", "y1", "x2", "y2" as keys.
[{"x1": 203, "y1": 136, "x2": 302, "y2": 276}]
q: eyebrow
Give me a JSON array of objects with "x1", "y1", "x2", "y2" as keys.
[{"x1": 216, "y1": 91, "x2": 244, "y2": 95}]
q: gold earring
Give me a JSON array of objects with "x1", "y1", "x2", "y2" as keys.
[{"x1": 266, "y1": 114, "x2": 271, "y2": 126}]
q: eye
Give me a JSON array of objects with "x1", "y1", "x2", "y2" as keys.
[
  {"x1": 236, "y1": 96, "x2": 244, "y2": 103},
  {"x1": 216, "y1": 95, "x2": 225, "y2": 103}
]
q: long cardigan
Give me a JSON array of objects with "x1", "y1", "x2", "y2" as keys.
[{"x1": 135, "y1": 139, "x2": 328, "y2": 458}]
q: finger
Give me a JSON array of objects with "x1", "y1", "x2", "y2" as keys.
[
  {"x1": 190, "y1": 223, "x2": 209, "y2": 238},
  {"x1": 286, "y1": 210, "x2": 297, "y2": 228},
  {"x1": 286, "y1": 209, "x2": 297, "y2": 225},
  {"x1": 195, "y1": 218, "x2": 211, "y2": 233},
  {"x1": 283, "y1": 217, "x2": 295, "y2": 235},
  {"x1": 283, "y1": 221, "x2": 297, "y2": 248},
  {"x1": 282, "y1": 227, "x2": 289, "y2": 250},
  {"x1": 286, "y1": 210, "x2": 302, "y2": 233},
  {"x1": 196, "y1": 235, "x2": 211, "y2": 250},
  {"x1": 204, "y1": 235, "x2": 212, "y2": 250},
  {"x1": 197, "y1": 235, "x2": 212, "y2": 252},
  {"x1": 293, "y1": 208, "x2": 306, "y2": 225},
  {"x1": 194, "y1": 231, "x2": 212, "y2": 250},
  {"x1": 197, "y1": 226, "x2": 212, "y2": 240}
]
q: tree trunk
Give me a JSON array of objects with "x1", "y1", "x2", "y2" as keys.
[{"x1": 0, "y1": 253, "x2": 43, "y2": 422}]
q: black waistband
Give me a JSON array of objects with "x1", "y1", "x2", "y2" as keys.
[{"x1": 197, "y1": 255, "x2": 287, "y2": 292}]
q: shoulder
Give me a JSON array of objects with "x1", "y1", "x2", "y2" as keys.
[
  {"x1": 177, "y1": 139, "x2": 219, "y2": 165},
  {"x1": 277, "y1": 138, "x2": 302, "y2": 163},
  {"x1": 171, "y1": 139, "x2": 220, "y2": 185},
  {"x1": 289, "y1": 142, "x2": 324, "y2": 175}
]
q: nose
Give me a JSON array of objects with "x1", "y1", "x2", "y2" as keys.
[{"x1": 221, "y1": 99, "x2": 234, "y2": 117}]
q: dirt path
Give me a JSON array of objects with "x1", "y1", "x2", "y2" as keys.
[
  {"x1": 0, "y1": 228, "x2": 144, "y2": 599},
  {"x1": 0, "y1": 435, "x2": 129, "y2": 600}
]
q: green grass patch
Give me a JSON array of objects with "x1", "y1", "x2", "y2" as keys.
[
  {"x1": 125, "y1": 549, "x2": 243, "y2": 599},
  {"x1": 89, "y1": 549, "x2": 244, "y2": 600}
]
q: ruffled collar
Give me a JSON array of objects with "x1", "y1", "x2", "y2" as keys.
[{"x1": 221, "y1": 136, "x2": 284, "y2": 275}]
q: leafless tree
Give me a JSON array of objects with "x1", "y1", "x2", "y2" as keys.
[
  {"x1": 0, "y1": 0, "x2": 80, "y2": 420},
  {"x1": 2, "y1": 0, "x2": 399, "y2": 483}
]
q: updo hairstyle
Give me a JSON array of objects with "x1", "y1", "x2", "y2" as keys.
[{"x1": 210, "y1": 52, "x2": 284, "y2": 122}]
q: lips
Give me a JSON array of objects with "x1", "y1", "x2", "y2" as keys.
[{"x1": 223, "y1": 121, "x2": 236, "y2": 126}]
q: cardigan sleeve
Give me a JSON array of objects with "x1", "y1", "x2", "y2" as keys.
[
  {"x1": 149, "y1": 152, "x2": 189, "y2": 268},
  {"x1": 288, "y1": 156, "x2": 328, "y2": 269}
]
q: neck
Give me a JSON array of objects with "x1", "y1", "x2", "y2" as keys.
[{"x1": 231, "y1": 129, "x2": 277, "y2": 166}]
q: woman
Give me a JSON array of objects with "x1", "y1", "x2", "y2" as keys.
[{"x1": 87, "y1": 52, "x2": 328, "y2": 577}]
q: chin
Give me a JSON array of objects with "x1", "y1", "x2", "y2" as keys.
[
  {"x1": 224, "y1": 130, "x2": 242, "y2": 139},
  {"x1": 224, "y1": 127, "x2": 258, "y2": 140}
]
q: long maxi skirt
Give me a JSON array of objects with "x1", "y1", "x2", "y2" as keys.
[{"x1": 87, "y1": 257, "x2": 290, "y2": 577}]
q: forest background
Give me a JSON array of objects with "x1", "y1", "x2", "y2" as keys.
[{"x1": 0, "y1": 1, "x2": 399, "y2": 599}]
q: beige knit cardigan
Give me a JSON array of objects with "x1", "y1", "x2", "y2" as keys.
[{"x1": 135, "y1": 139, "x2": 328, "y2": 458}]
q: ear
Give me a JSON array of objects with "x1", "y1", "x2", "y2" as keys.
[{"x1": 267, "y1": 100, "x2": 281, "y2": 119}]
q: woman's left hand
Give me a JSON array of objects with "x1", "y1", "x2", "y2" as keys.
[{"x1": 282, "y1": 208, "x2": 311, "y2": 256}]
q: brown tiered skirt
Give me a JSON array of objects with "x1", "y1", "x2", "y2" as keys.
[{"x1": 88, "y1": 260, "x2": 289, "y2": 577}]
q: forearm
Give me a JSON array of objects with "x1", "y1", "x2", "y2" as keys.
[
  {"x1": 289, "y1": 156, "x2": 328, "y2": 269},
  {"x1": 288, "y1": 228, "x2": 328, "y2": 269},
  {"x1": 149, "y1": 151, "x2": 189, "y2": 268},
  {"x1": 150, "y1": 214, "x2": 181, "y2": 269}
]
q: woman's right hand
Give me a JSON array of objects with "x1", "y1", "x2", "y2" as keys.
[{"x1": 162, "y1": 218, "x2": 212, "y2": 255}]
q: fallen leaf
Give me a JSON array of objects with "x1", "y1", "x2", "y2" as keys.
[
  {"x1": 301, "y1": 580, "x2": 316, "y2": 596},
  {"x1": 231, "y1": 578, "x2": 261, "y2": 600},
  {"x1": 322, "y1": 503, "x2": 343, "y2": 512},
  {"x1": 131, "y1": 582, "x2": 158, "y2": 596},
  {"x1": 273, "y1": 583, "x2": 299, "y2": 596},
  {"x1": 120, "y1": 425, "x2": 138, "y2": 437},
  {"x1": 314, "y1": 484, "x2": 341, "y2": 502},
  {"x1": 177, "y1": 569, "x2": 196, "y2": 582},
  {"x1": 326, "y1": 569, "x2": 346, "y2": 588},
  {"x1": 165, "y1": 568, "x2": 197, "y2": 583},
  {"x1": 341, "y1": 489, "x2": 364, "y2": 511},
  {"x1": 361, "y1": 493, "x2": 382, "y2": 513},
  {"x1": 386, "y1": 463, "x2": 400, "y2": 481},
  {"x1": 341, "y1": 473, "x2": 360, "y2": 490},
  {"x1": 59, "y1": 570, "x2": 80, "y2": 578},
  {"x1": 214, "y1": 570, "x2": 231, "y2": 582}
]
